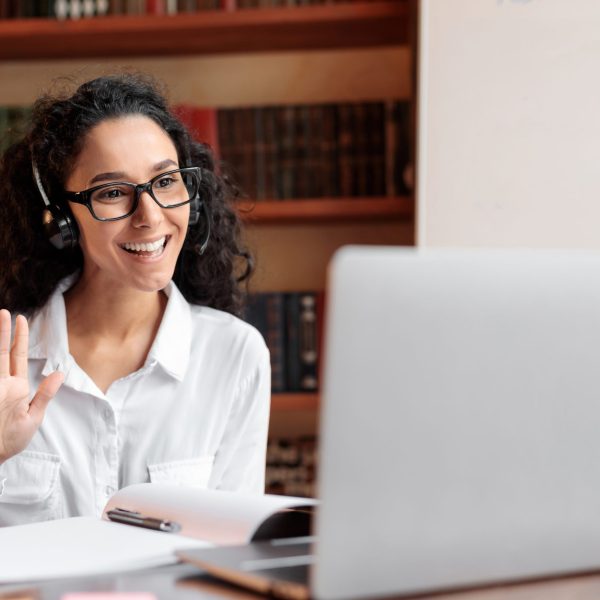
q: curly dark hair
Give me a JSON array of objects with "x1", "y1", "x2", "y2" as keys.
[{"x1": 0, "y1": 73, "x2": 253, "y2": 317}]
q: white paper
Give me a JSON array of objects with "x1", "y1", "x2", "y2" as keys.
[
  {"x1": 105, "y1": 483, "x2": 317, "y2": 545},
  {"x1": 0, "y1": 483, "x2": 316, "y2": 583},
  {"x1": 0, "y1": 516, "x2": 211, "y2": 583}
]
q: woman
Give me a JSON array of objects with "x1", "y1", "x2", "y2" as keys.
[{"x1": 0, "y1": 73, "x2": 270, "y2": 526}]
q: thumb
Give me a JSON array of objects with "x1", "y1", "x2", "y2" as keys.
[{"x1": 28, "y1": 371, "x2": 64, "y2": 424}]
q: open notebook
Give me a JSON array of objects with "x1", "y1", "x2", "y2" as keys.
[{"x1": 0, "y1": 482, "x2": 315, "y2": 583}]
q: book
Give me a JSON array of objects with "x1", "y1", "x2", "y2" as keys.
[
  {"x1": 172, "y1": 104, "x2": 220, "y2": 159},
  {"x1": 0, "y1": 482, "x2": 316, "y2": 584},
  {"x1": 245, "y1": 292, "x2": 287, "y2": 393},
  {"x1": 285, "y1": 292, "x2": 319, "y2": 392},
  {"x1": 245, "y1": 291, "x2": 322, "y2": 393}
]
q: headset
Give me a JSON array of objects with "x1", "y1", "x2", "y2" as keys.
[
  {"x1": 32, "y1": 160, "x2": 79, "y2": 250},
  {"x1": 31, "y1": 160, "x2": 211, "y2": 254}
]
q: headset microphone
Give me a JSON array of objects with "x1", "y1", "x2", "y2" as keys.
[
  {"x1": 191, "y1": 199, "x2": 211, "y2": 256},
  {"x1": 32, "y1": 160, "x2": 79, "y2": 250}
]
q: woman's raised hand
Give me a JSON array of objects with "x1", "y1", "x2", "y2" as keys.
[{"x1": 0, "y1": 309, "x2": 64, "y2": 464}]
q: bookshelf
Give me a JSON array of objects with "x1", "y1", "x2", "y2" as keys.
[
  {"x1": 271, "y1": 393, "x2": 318, "y2": 412},
  {"x1": 0, "y1": 2, "x2": 409, "y2": 60},
  {"x1": 0, "y1": 2, "x2": 414, "y2": 425},
  {"x1": 238, "y1": 196, "x2": 413, "y2": 224}
]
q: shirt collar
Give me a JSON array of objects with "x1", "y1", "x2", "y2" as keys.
[
  {"x1": 146, "y1": 281, "x2": 192, "y2": 381},
  {"x1": 29, "y1": 273, "x2": 78, "y2": 370},
  {"x1": 28, "y1": 275, "x2": 192, "y2": 382}
]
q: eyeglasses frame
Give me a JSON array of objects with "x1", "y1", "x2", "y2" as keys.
[{"x1": 63, "y1": 166, "x2": 202, "y2": 222}]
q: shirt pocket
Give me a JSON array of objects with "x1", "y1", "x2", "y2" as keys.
[
  {"x1": 147, "y1": 455, "x2": 215, "y2": 488},
  {"x1": 0, "y1": 450, "x2": 62, "y2": 525}
]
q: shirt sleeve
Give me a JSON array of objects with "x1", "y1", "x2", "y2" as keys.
[{"x1": 208, "y1": 335, "x2": 271, "y2": 494}]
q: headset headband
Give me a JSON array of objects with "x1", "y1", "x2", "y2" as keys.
[{"x1": 31, "y1": 160, "x2": 51, "y2": 207}]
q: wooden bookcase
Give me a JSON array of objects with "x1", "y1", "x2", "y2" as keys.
[{"x1": 0, "y1": 1, "x2": 415, "y2": 426}]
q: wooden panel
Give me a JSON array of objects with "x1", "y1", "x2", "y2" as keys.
[
  {"x1": 237, "y1": 197, "x2": 413, "y2": 224},
  {"x1": 0, "y1": 2, "x2": 409, "y2": 60},
  {"x1": 271, "y1": 393, "x2": 318, "y2": 411},
  {"x1": 244, "y1": 220, "x2": 414, "y2": 291}
]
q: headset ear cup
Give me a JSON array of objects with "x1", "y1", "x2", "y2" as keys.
[{"x1": 42, "y1": 206, "x2": 79, "y2": 250}]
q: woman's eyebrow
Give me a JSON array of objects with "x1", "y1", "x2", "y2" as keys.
[
  {"x1": 153, "y1": 159, "x2": 178, "y2": 172},
  {"x1": 89, "y1": 171, "x2": 127, "y2": 185},
  {"x1": 88, "y1": 160, "x2": 178, "y2": 186}
]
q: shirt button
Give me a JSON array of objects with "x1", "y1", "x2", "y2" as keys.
[{"x1": 105, "y1": 485, "x2": 114, "y2": 496}]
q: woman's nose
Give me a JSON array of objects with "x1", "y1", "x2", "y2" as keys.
[{"x1": 131, "y1": 189, "x2": 163, "y2": 229}]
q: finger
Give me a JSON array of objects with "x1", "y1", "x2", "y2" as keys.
[
  {"x1": 0, "y1": 309, "x2": 11, "y2": 378},
  {"x1": 28, "y1": 371, "x2": 64, "y2": 425},
  {"x1": 10, "y1": 315, "x2": 29, "y2": 379}
]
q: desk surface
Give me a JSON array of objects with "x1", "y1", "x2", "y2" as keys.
[{"x1": 4, "y1": 564, "x2": 600, "y2": 600}]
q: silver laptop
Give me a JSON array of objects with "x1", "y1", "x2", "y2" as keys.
[{"x1": 179, "y1": 247, "x2": 600, "y2": 599}]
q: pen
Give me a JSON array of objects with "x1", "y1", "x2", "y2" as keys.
[{"x1": 106, "y1": 508, "x2": 181, "y2": 533}]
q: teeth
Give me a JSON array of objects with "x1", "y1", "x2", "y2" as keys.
[{"x1": 121, "y1": 236, "x2": 166, "y2": 253}]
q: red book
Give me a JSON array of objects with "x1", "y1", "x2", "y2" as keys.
[
  {"x1": 146, "y1": 0, "x2": 166, "y2": 13},
  {"x1": 173, "y1": 105, "x2": 220, "y2": 161}
]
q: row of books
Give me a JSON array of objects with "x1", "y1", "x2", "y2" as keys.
[
  {"x1": 0, "y1": 99, "x2": 410, "y2": 201},
  {"x1": 0, "y1": 0, "x2": 374, "y2": 19},
  {"x1": 244, "y1": 291, "x2": 323, "y2": 393},
  {"x1": 177, "y1": 100, "x2": 411, "y2": 200},
  {"x1": 266, "y1": 435, "x2": 317, "y2": 497}
]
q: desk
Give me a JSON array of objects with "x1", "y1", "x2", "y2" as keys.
[{"x1": 4, "y1": 565, "x2": 600, "y2": 600}]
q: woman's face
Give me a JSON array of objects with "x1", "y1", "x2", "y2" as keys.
[{"x1": 65, "y1": 115, "x2": 190, "y2": 293}]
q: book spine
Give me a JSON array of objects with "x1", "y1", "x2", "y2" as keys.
[
  {"x1": 241, "y1": 107, "x2": 257, "y2": 200},
  {"x1": 294, "y1": 105, "x2": 309, "y2": 199},
  {"x1": 279, "y1": 105, "x2": 296, "y2": 199},
  {"x1": 109, "y1": 0, "x2": 124, "y2": 14},
  {"x1": 308, "y1": 104, "x2": 325, "y2": 198},
  {"x1": 321, "y1": 103, "x2": 339, "y2": 197},
  {"x1": 254, "y1": 107, "x2": 266, "y2": 200},
  {"x1": 266, "y1": 293, "x2": 286, "y2": 393},
  {"x1": 174, "y1": 104, "x2": 220, "y2": 165},
  {"x1": 297, "y1": 292, "x2": 318, "y2": 391},
  {"x1": 285, "y1": 292, "x2": 319, "y2": 392},
  {"x1": 337, "y1": 103, "x2": 354, "y2": 197},
  {"x1": 368, "y1": 102, "x2": 386, "y2": 196},
  {"x1": 353, "y1": 102, "x2": 368, "y2": 197},
  {"x1": 263, "y1": 106, "x2": 278, "y2": 200},
  {"x1": 245, "y1": 293, "x2": 286, "y2": 393},
  {"x1": 146, "y1": 0, "x2": 166, "y2": 13}
]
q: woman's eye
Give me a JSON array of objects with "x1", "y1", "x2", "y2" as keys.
[
  {"x1": 94, "y1": 187, "x2": 128, "y2": 203},
  {"x1": 155, "y1": 176, "x2": 175, "y2": 189}
]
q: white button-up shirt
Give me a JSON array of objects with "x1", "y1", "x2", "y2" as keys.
[{"x1": 0, "y1": 276, "x2": 271, "y2": 526}]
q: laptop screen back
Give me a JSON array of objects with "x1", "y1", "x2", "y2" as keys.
[{"x1": 313, "y1": 247, "x2": 600, "y2": 599}]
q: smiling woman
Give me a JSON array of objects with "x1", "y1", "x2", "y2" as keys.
[{"x1": 0, "y1": 74, "x2": 271, "y2": 527}]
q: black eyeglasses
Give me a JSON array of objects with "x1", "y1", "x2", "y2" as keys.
[{"x1": 63, "y1": 167, "x2": 201, "y2": 222}]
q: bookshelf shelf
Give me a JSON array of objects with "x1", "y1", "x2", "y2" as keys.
[
  {"x1": 271, "y1": 393, "x2": 319, "y2": 411},
  {"x1": 237, "y1": 196, "x2": 413, "y2": 223},
  {"x1": 0, "y1": 1, "x2": 409, "y2": 61}
]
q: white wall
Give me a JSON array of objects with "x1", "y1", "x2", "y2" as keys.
[{"x1": 417, "y1": 0, "x2": 600, "y2": 248}]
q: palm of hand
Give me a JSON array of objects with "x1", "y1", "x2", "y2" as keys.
[{"x1": 0, "y1": 310, "x2": 64, "y2": 463}]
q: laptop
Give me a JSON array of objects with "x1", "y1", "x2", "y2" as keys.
[{"x1": 178, "y1": 246, "x2": 600, "y2": 599}]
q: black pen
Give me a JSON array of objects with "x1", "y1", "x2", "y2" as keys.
[{"x1": 106, "y1": 507, "x2": 181, "y2": 533}]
